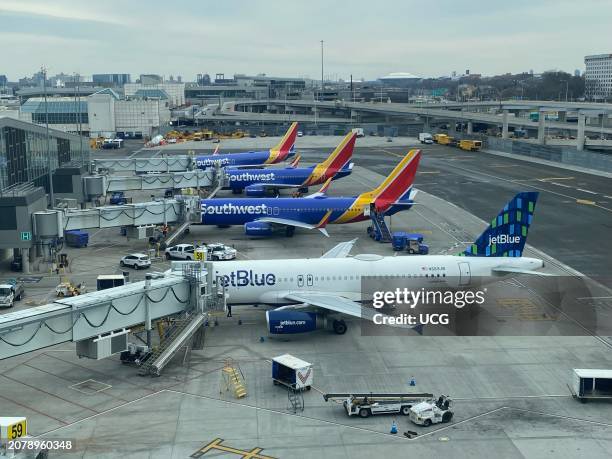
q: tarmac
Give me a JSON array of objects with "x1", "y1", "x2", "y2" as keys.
[{"x1": 0, "y1": 137, "x2": 611, "y2": 458}]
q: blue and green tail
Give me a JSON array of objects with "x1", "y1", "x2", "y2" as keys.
[{"x1": 460, "y1": 192, "x2": 538, "y2": 258}]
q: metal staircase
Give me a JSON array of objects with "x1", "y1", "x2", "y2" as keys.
[
  {"x1": 138, "y1": 312, "x2": 207, "y2": 376},
  {"x1": 369, "y1": 204, "x2": 392, "y2": 243},
  {"x1": 287, "y1": 389, "x2": 305, "y2": 413},
  {"x1": 220, "y1": 358, "x2": 247, "y2": 399}
]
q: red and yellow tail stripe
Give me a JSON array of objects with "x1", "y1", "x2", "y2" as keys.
[
  {"x1": 332, "y1": 149, "x2": 421, "y2": 224},
  {"x1": 302, "y1": 132, "x2": 356, "y2": 186},
  {"x1": 266, "y1": 122, "x2": 298, "y2": 163}
]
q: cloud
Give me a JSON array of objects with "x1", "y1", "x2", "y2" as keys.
[
  {"x1": 0, "y1": 0, "x2": 128, "y2": 25},
  {"x1": 1, "y1": 0, "x2": 611, "y2": 81}
]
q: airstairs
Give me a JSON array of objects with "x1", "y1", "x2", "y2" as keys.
[
  {"x1": 369, "y1": 204, "x2": 393, "y2": 243},
  {"x1": 138, "y1": 311, "x2": 207, "y2": 376},
  {"x1": 220, "y1": 358, "x2": 247, "y2": 399}
]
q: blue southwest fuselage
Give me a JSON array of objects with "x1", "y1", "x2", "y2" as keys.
[
  {"x1": 225, "y1": 166, "x2": 352, "y2": 192},
  {"x1": 199, "y1": 197, "x2": 412, "y2": 226},
  {"x1": 195, "y1": 149, "x2": 294, "y2": 169}
]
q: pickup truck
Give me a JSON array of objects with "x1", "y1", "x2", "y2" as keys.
[{"x1": 0, "y1": 279, "x2": 25, "y2": 308}]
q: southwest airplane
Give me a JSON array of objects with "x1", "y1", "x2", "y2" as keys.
[
  {"x1": 195, "y1": 122, "x2": 298, "y2": 169},
  {"x1": 224, "y1": 132, "x2": 357, "y2": 197},
  {"x1": 209, "y1": 192, "x2": 544, "y2": 335},
  {"x1": 199, "y1": 149, "x2": 422, "y2": 237}
]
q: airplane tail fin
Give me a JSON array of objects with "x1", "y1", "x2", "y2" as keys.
[
  {"x1": 461, "y1": 192, "x2": 539, "y2": 257},
  {"x1": 370, "y1": 149, "x2": 421, "y2": 210},
  {"x1": 318, "y1": 132, "x2": 357, "y2": 174},
  {"x1": 271, "y1": 122, "x2": 298, "y2": 156}
]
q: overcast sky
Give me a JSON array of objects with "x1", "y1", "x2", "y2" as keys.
[{"x1": 1, "y1": 0, "x2": 610, "y2": 82}]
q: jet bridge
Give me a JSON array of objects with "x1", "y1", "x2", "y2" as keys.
[
  {"x1": 103, "y1": 169, "x2": 225, "y2": 193},
  {"x1": 0, "y1": 262, "x2": 225, "y2": 361},
  {"x1": 94, "y1": 156, "x2": 193, "y2": 174},
  {"x1": 30, "y1": 197, "x2": 202, "y2": 240}
]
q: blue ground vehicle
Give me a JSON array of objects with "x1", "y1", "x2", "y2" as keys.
[
  {"x1": 110, "y1": 191, "x2": 127, "y2": 205},
  {"x1": 392, "y1": 232, "x2": 429, "y2": 254},
  {"x1": 64, "y1": 230, "x2": 89, "y2": 248}
]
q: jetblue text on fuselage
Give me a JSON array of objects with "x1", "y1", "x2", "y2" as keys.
[
  {"x1": 488, "y1": 234, "x2": 521, "y2": 245},
  {"x1": 229, "y1": 172, "x2": 276, "y2": 182},
  {"x1": 201, "y1": 203, "x2": 268, "y2": 215},
  {"x1": 220, "y1": 270, "x2": 276, "y2": 287}
]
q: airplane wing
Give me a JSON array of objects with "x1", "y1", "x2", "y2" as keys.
[
  {"x1": 492, "y1": 267, "x2": 555, "y2": 276},
  {"x1": 253, "y1": 183, "x2": 302, "y2": 191},
  {"x1": 321, "y1": 239, "x2": 357, "y2": 258},
  {"x1": 280, "y1": 292, "x2": 415, "y2": 330},
  {"x1": 256, "y1": 216, "x2": 330, "y2": 236},
  {"x1": 281, "y1": 292, "x2": 375, "y2": 319}
]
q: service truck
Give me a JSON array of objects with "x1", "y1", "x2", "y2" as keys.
[
  {"x1": 418, "y1": 133, "x2": 433, "y2": 144},
  {"x1": 351, "y1": 127, "x2": 365, "y2": 138},
  {"x1": 324, "y1": 393, "x2": 433, "y2": 418},
  {"x1": 0, "y1": 279, "x2": 24, "y2": 308},
  {"x1": 458, "y1": 139, "x2": 482, "y2": 151}
]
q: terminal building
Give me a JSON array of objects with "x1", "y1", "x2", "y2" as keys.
[
  {"x1": 16, "y1": 89, "x2": 171, "y2": 138},
  {"x1": 585, "y1": 54, "x2": 612, "y2": 101},
  {"x1": 0, "y1": 117, "x2": 88, "y2": 268}
]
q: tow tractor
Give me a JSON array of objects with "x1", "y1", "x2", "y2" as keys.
[
  {"x1": 323, "y1": 392, "x2": 433, "y2": 418},
  {"x1": 392, "y1": 232, "x2": 429, "y2": 254},
  {"x1": 409, "y1": 395, "x2": 453, "y2": 426}
]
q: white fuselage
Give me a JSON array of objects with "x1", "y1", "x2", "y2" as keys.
[{"x1": 211, "y1": 254, "x2": 544, "y2": 305}]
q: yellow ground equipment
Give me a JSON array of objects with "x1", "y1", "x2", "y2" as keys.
[
  {"x1": 220, "y1": 358, "x2": 247, "y2": 399},
  {"x1": 433, "y1": 133, "x2": 449, "y2": 144},
  {"x1": 55, "y1": 280, "x2": 85, "y2": 298},
  {"x1": 437, "y1": 135, "x2": 454, "y2": 146},
  {"x1": 459, "y1": 139, "x2": 482, "y2": 151}
]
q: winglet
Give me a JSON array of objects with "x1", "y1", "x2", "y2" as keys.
[
  {"x1": 212, "y1": 145, "x2": 220, "y2": 155},
  {"x1": 315, "y1": 210, "x2": 333, "y2": 237},
  {"x1": 288, "y1": 154, "x2": 301, "y2": 168},
  {"x1": 318, "y1": 177, "x2": 333, "y2": 194}
]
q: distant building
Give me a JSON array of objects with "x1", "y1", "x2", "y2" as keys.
[
  {"x1": 88, "y1": 89, "x2": 170, "y2": 138},
  {"x1": 139, "y1": 74, "x2": 163, "y2": 85},
  {"x1": 185, "y1": 85, "x2": 267, "y2": 103},
  {"x1": 92, "y1": 74, "x2": 131, "y2": 85},
  {"x1": 19, "y1": 97, "x2": 88, "y2": 134},
  {"x1": 233, "y1": 74, "x2": 307, "y2": 98},
  {"x1": 378, "y1": 72, "x2": 421, "y2": 87},
  {"x1": 197, "y1": 74, "x2": 211, "y2": 85},
  {"x1": 0, "y1": 75, "x2": 7, "y2": 86},
  {"x1": 124, "y1": 82, "x2": 185, "y2": 107},
  {"x1": 585, "y1": 54, "x2": 612, "y2": 100}
]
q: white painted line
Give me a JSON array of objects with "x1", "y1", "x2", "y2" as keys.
[
  {"x1": 576, "y1": 188, "x2": 598, "y2": 195},
  {"x1": 550, "y1": 182, "x2": 572, "y2": 188}
]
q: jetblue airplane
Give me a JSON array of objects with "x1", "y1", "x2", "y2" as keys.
[
  {"x1": 195, "y1": 122, "x2": 298, "y2": 169},
  {"x1": 224, "y1": 132, "x2": 357, "y2": 196},
  {"x1": 208, "y1": 192, "x2": 544, "y2": 335},
  {"x1": 199, "y1": 149, "x2": 422, "y2": 237}
]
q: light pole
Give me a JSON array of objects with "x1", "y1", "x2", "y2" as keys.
[
  {"x1": 320, "y1": 40, "x2": 324, "y2": 92},
  {"x1": 42, "y1": 66, "x2": 54, "y2": 207}
]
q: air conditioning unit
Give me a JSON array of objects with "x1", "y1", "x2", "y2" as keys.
[{"x1": 76, "y1": 329, "x2": 129, "y2": 360}]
